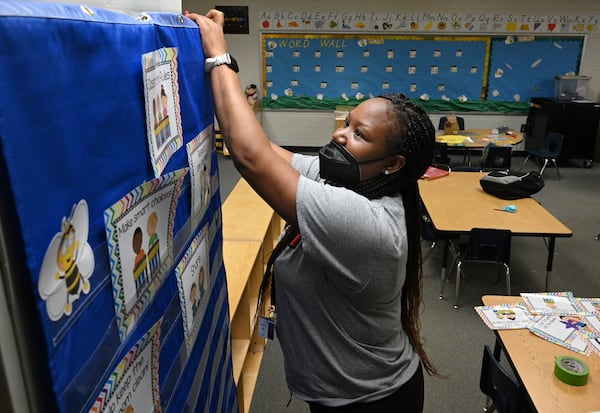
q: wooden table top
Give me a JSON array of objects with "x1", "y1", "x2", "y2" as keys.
[
  {"x1": 221, "y1": 178, "x2": 275, "y2": 242},
  {"x1": 482, "y1": 295, "x2": 600, "y2": 413},
  {"x1": 436, "y1": 128, "x2": 523, "y2": 148},
  {"x1": 418, "y1": 172, "x2": 572, "y2": 237}
]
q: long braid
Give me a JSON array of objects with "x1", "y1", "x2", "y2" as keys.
[{"x1": 379, "y1": 93, "x2": 439, "y2": 377}]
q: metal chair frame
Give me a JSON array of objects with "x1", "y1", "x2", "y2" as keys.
[
  {"x1": 520, "y1": 131, "x2": 564, "y2": 180},
  {"x1": 450, "y1": 228, "x2": 512, "y2": 309},
  {"x1": 419, "y1": 199, "x2": 457, "y2": 267}
]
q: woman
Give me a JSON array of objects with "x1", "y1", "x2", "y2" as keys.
[{"x1": 187, "y1": 10, "x2": 438, "y2": 412}]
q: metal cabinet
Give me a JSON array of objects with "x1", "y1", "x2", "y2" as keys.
[{"x1": 525, "y1": 98, "x2": 600, "y2": 167}]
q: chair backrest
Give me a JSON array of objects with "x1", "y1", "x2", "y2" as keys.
[
  {"x1": 544, "y1": 132, "x2": 564, "y2": 156},
  {"x1": 481, "y1": 146, "x2": 512, "y2": 170},
  {"x1": 438, "y1": 116, "x2": 465, "y2": 131},
  {"x1": 465, "y1": 228, "x2": 511, "y2": 264},
  {"x1": 433, "y1": 142, "x2": 450, "y2": 165},
  {"x1": 480, "y1": 345, "x2": 531, "y2": 413},
  {"x1": 419, "y1": 199, "x2": 443, "y2": 242}
]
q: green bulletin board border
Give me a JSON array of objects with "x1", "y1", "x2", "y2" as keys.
[{"x1": 261, "y1": 95, "x2": 530, "y2": 113}]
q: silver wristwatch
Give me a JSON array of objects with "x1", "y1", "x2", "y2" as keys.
[{"x1": 204, "y1": 53, "x2": 239, "y2": 73}]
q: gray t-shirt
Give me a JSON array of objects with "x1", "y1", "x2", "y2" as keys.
[{"x1": 273, "y1": 153, "x2": 420, "y2": 406}]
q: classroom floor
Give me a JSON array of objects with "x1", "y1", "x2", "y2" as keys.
[{"x1": 217, "y1": 151, "x2": 600, "y2": 413}]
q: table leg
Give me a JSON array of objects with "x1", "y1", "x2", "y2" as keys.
[
  {"x1": 461, "y1": 149, "x2": 472, "y2": 166},
  {"x1": 545, "y1": 237, "x2": 556, "y2": 291},
  {"x1": 439, "y1": 238, "x2": 449, "y2": 299}
]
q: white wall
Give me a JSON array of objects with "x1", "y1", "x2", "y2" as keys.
[{"x1": 183, "y1": 0, "x2": 600, "y2": 147}]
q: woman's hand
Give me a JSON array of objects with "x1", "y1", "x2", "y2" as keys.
[{"x1": 185, "y1": 9, "x2": 228, "y2": 58}]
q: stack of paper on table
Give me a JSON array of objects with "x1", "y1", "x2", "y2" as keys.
[
  {"x1": 438, "y1": 135, "x2": 469, "y2": 144},
  {"x1": 475, "y1": 292, "x2": 600, "y2": 356}
]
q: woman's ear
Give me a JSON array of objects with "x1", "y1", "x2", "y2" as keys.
[{"x1": 387, "y1": 154, "x2": 407, "y2": 174}]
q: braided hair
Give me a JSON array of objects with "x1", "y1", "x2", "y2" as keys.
[
  {"x1": 377, "y1": 93, "x2": 438, "y2": 377},
  {"x1": 257, "y1": 93, "x2": 439, "y2": 376}
]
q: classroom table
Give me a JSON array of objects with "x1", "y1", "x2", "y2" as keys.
[
  {"x1": 437, "y1": 128, "x2": 524, "y2": 148},
  {"x1": 436, "y1": 128, "x2": 523, "y2": 165},
  {"x1": 481, "y1": 295, "x2": 600, "y2": 413},
  {"x1": 418, "y1": 172, "x2": 572, "y2": 299}
]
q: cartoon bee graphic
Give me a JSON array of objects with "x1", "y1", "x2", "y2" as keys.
[{"x1": 38, "y1": 199, "x2": 94, "y2": 321}]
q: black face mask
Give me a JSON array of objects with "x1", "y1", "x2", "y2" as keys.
[{"x1": 318, "y1": 140, "x2": 390, "y2": 186}]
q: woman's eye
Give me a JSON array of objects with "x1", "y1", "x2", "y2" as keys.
[{"x1": 343, "y1": 118, "x2": 364, "y2": 140}]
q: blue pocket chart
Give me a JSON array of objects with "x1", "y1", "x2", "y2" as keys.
[{"x1": 0, "y1": 2, "x2": 238, "y2": 412}]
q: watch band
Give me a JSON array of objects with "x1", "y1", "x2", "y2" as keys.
[{"x1": 204, "y1": 53, "x2": 239, "y2": 73}]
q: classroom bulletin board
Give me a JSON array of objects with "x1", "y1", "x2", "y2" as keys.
[
  {"x1": 261, "y1": 33, "x2": 585, "y2": 112},
  {"x1": 263, "y1": 34, "x2": 490, "y2": 101},
  {"x1": 488, "y1": 36, "x2": 584, "y2": 102}
]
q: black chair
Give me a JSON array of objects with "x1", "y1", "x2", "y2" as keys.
[
  {"x1": 433, "y1": 141, "x2": 451, "y2": 166},
  {"x1": 480, "y1": 345, "x2": 531, "y2": 413},
  {"x1": 450, "y1": 228, "x2": 511, "y2": 309},
  {"x1": 520, "y1": 131, "x2": 564, "y2": 179},
  {"x1": 419, "y1": 199, "x2": 458, "y2": 262},
  {"x1": 438, "y1": 116, "x2": 465, "y2": 131},
  {"x1": 420, "y1": 200, "x2": 444, "y2": 262},
  {"x1": 481, "y1": 145, "x2": 512, "y2": 171},
  {"x1": 438, "y1": 116, "x2": 468, "y2": 164},
  {"x1": 420, "y1": 200, "x2": 459, "y2": 298}
]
